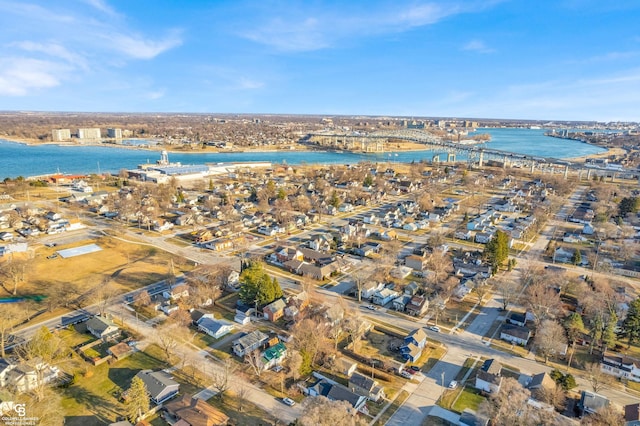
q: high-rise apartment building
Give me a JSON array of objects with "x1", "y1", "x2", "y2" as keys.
[
  {"x1": 77, "y1": 128, "x2": 101, "y2": 139},
  {"x1": 52, "y1": 129, "x2": 71, "y2": 141},
  {"x1": 107, "y1": 128, "x2": 122, "y2": 139}
]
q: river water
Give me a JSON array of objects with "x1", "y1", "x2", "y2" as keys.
[{"x1": 0, "y1": 128, "x2": 606, "y2": 179}]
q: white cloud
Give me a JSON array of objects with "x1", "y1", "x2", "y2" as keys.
[
  {"x1": 0, "y1": 58, "x2": 65, "y2": 96},
  {"x1": 462, "y1": 39, "x2": 495, "y2": 53},
  {"x1": 11, "y1": 41, "x2": 88, "y2": 69},
  {"x1": 103, "y1": 31, "x2": 183, "y2": 60},
  {"x1": 81, "y1": 0, "x2": 118, "y2": 16},
  {"x1": 238, "y1": 1, "x2": 498, "y2": 52},
  {"x1": 147, "y1": 89, "x2": 165, "y2": 100}
]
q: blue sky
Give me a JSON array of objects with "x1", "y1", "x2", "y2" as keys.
[{"x1": 1, "y1": 0, "x2": 639, "y2": 121}]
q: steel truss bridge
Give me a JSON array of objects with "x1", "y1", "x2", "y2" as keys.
[{"x1": 308, "y1": 129, "x2": 576, "y2": 171}]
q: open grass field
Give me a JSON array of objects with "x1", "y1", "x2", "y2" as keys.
[
  {"x1": 7, "y1": 234, "x2": 193, "y2": 314},
  {"x1": 451, "y1": 386, "x2": 486, "y2": 413}
]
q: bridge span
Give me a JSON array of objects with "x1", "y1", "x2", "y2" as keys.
[{"x1": 306, "y1": 129, "x2": 574, "y2": 168}]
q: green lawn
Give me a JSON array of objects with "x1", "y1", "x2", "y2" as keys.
[
  {"x1": 451, "y1": 386, "x2": 486, "y2": 414},
  {"x1": 62, "y1": 345, "x2": 169, "y2": 426}
]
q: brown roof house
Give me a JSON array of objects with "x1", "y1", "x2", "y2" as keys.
[
  {"x1": 108, "y1": 342, "x2": 134, "y2": 361},
  {"x1": 163, "y1": 395, "x2": 229, "y2": 426}
]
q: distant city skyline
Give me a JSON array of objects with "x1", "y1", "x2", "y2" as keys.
[{"x1": 1, "y1": 0, "x2": 639, "y2": 121}]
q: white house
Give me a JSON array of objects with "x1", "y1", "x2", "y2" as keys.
[
  {"x1": 197, "y1": 317, "x2": 234, "y2": 339},
  {"x1": 475, "y1": 359, "x2": 502, "y2": 394},
  {"x1": 499, "y1": 324, "x2": 531, "y2": 346},
  {"x1": 372, "y1": 288, "x2": 400, "y2": 306},
  {"x1": 601, "y1": 352, "x2": 640, "y2": 382}
]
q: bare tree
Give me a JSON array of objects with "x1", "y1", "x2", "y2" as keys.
[
  {"x1": 298, "y1": 396, "x2": 364, "y2": 426},
  {"x1": 212, "y1": 358, "x2": 235, "y2": 401},
  {"x1": 0, "y1": 257, "x2": 30, "y2": 295},
  {"x1": 155, "y1": 324, "x2": 180, "y2": 363},
  {"x1": 535, "y1": 384, "x2": 566, "y2": 412},
  {"x1": 525, "y1": 281, "x2": 563, "y2": 327},
  {"x1": 245, "y1": 349, "x2": 265, "y2": 378},
  {"x1": 586, "y1": 362, "x2": 615, "y2": 394},
  {"x1": 286, "y1": 350, "x2": 303, "y2": 381},
  {"x1": 0, "y1": 304, "x2": 23, "y2": 357},
  {"x1": 581, "y1": 405, "x2": 625, "y2": 426},
  {"x1": 350, "y1": 269, "x2": 370, "y2": 302},
  {"x1": 472, "y1": 278, "x2": 490, "y2": 305},
  {"x1": 343, "y1": 314, "x2": 369, "y2": 354},
  {"x1": 133, "y1": 290, "x2": 151, "y2": 308},
  {"x1": 495, "y1": 277, "x2": 522, "y2": 310},
  {"x1": 534, "y1": 319, "x2": 568, "y2": 363},
  {"x1": 235, "y1": 383, "x2": 251, "y2": 413}
]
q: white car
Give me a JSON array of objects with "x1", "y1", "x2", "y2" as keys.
[
  {"x1": 448, "y1": 380, "x2": 458, "y2": 389},
  {"x1": 282, "y1": 397, "x2": 296, "y2": 406},
  {"x1": 428, "y1": 326, "x2": 440, "y2": 333},
  {"x1": 365, "y1": 304, "x2": 376, "y2": 310}
]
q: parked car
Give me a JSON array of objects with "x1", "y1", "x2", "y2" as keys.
[
  {"x1": 282, "y1": 397, "x2": 296, "y2": 406},
  {"x1": 272, "y1": 365, "x2": 284, "y2": 373},
  {"x1": 448, "y1": 380, "x2": 458, "y2": 389},
  {"x1": 428, "y1": 326, "x2": 440, "y2": 333},
  {"x1": 400, "y1": 370, "x2": 413, "y2": 379},
  {"x1": 44, "y1": 242, "x2": 57, "y2": 247},
  {"x1": 409, "y1": 366, "x2": 421, "y2": 372},
  {"x1": 404, "y1": 368, "x2": 417, "y2": 375},
  {"x1": 46, "y1": 254, "x2": 58, "y2": 259},
  {"x1": 365, "y1": 304, "x2": 376, "y2": 310}
]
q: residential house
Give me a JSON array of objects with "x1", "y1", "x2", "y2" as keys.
[
  {"x1": 459, "y1": 408, "x2": 490, "y2": 426},
  {"x1": 372, "y1": 288, "x2": 400, "y2": 306},
  {"x1": 135, "y1": 370, "x2": 180, "y2": 404},
  {"x1": 163, "y1": 395, "x2": 229, "y2": 426},
  {"x1": 404, "y1": 254, "x2": 428, "y2": 272},
  {"x1": 474, "y1": 232, "x2": 493, "y2": 244},
  {"x1": 234, "y1": 302, "x2": 254, "y2": 325},
  {"x1": 453, "y1": 283, "x2": 472, "y2": 301},
  {"x1": 262, "y1": 342, "x2": 287, "y2": 370},
  {"x1": 1, "y1": 360, "x2": 58, "y2": 393},
  {"x1": 189, "y1": 309, "x2": 213, "y2": 325},
  {"x1": 405, "y1": 295, "x2": 428, "y2": 317},
  {"x1": 527, "y1": 372, "x2": 556, "y2": 401},
  {"x1": 507, "y1": 312, "x2": 527, "y2": 327},
  {"x1": 336, "y1": 357, "x2": 358, "y2": 377},
  {"x1": 577, "y1": 390, "x2": 609, "y2": 416},
  {"x1": 625, "y1": 403, "x2": 640, "y2": 426},
  {"x1": 197, "y1": 318, "x2": 234, "y2": 339},
  {"x1": 108, "y1": 342, "x2": 134, "y2": 361},
  {"x1": 86, "y1": 316, "x2": 120, "y2": 341},
  {"x1": 349, "y1": 372, "x2": 385, "y2": 402},
  {"x1": 360, "y1": 282, "x2": 385, "y2": 301},
  {"x1": 404, "y1": 282, "x2": 420, "y2": 296},
  {"x1": 306, "y1": 376, "x2": 367, "y2": 413},
  {"x1": 263, "y1": 299, "x2": 287, "y2": 322},
  {"x1": 392, "y1": 295, "x2": 411, "y2": 312},
  {"x1": 162, "y1": 284, "x2": 189, "y2": 301},
  {"x1": 601, "y1": 352, "x2": 640, "y2": 382},
  {"x1": 455, "y1": 230, "x2": 472, "y2": 241},
  {"x1": 475, "y1": 359, "x2": 502, "y2": 394},
  {"x1": 499, "y1": 324, "x2": 531, "y2": 346},
  {"x1": 232, "y1": 330, "x2": 269, "y2": 357},
  {"x1": 400, "y1": 328, "x2": 428, "y2": 363}
]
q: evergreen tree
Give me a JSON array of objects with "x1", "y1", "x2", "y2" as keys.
[
  {"x1": 329, "y1": 191, "x2": 341, "y2": 208},
  {"x1": 363, "y1": 174, "x2": 374, "y2": 187},
  {"x1": 622, "y1": 297, "x2": 640, "y2": 348},
  {"x1": 619, "y1": 196, "x2": 640, "y2": 217},
  {"x1": 238, "y1": 262, "x2": 280, "y2": 307},
  {"x1": 126, "y1": 376, "x2": 149, "y2": 423},
  {"x1": 571, "y1": 249, "x2": 582, "y2": 265},
  {"x1": 484, "y1": 230, "x2": 509, "y2": 273},
  {"x1": 602, "y1": 311, "x2": 618, "y2": 351},
  {"x1": 272, "y1": 277, "x2": 283, "y2": 300}
]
